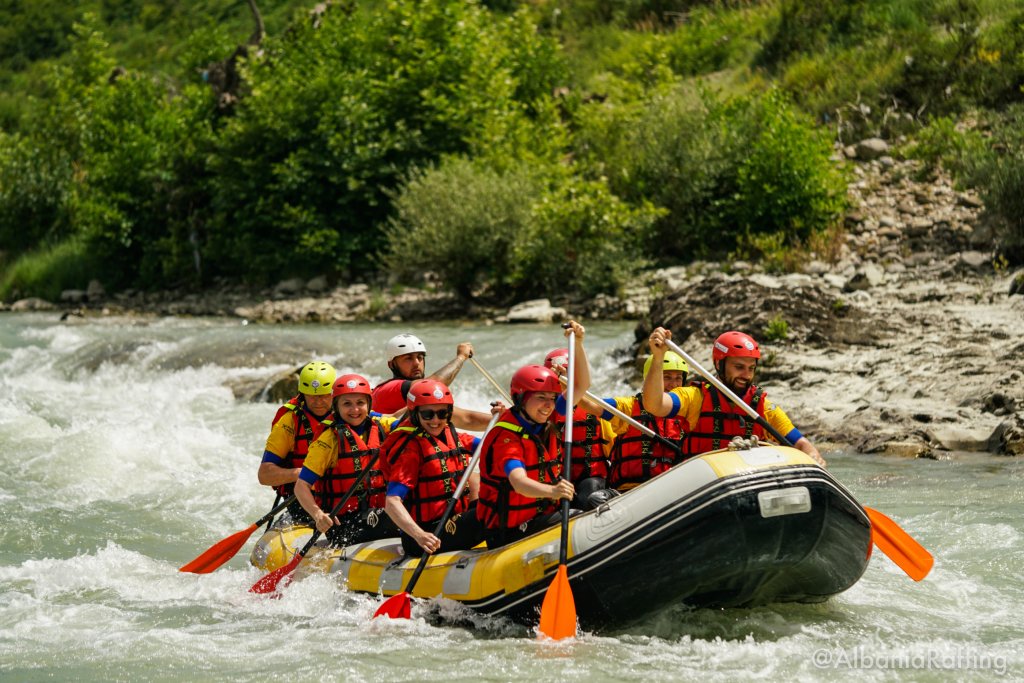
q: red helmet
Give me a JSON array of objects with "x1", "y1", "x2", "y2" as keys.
[
  {"x1": 510, "y1": 364, "x2": 561, "y2": 402},
  {"x1": 543, "y1": 348, "x2": 569, "y2": 369},
  {"x1": 712, "y1": 331, "x2": 761, "y2": 365},
  {"x1": 333, "y1": 373, "x2": 372, "y2": 399},
  {"x1": 406, "y1": 379, "x2": 454, "y2": 411}
]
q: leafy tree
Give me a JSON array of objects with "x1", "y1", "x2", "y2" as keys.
[{"x1": 205, "y1": 0, "x2": 565, "y2": 282}]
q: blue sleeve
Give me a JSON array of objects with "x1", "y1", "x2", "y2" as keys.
[
  {"x1": 261, "y1": 450, "x2": 285, "y2": 465},
  {"x1": 387, "y1": 482, "x2": 410, "y2": 499},
  {"x1": 370, "y1": 410, "x2": 382, "y2": 418},
  {"x1": 666, "y1": 392, "x2": 682, "y2": 418},
  {"x1": 555, "y1": 395, "x2": 567, "y2": 416},
  {"x1": 600, "y1": 397, "x2": 616, "y2": 421},
  {"x1": 298, "y1": 467, "x2": 319, "y2": 486},
  {"x1": 504, "y1": 459, "x2": 526, "y2": 476},
  {"x1": 785, "y1": 427, "x2": 804, "y2": 445},
  {"x1": 470, "y1": 436, "x2": 480, "y2": 451}
]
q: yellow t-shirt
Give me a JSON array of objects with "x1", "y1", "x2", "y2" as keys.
[
  {"x1": 264, "y1": 410, "x2": 298, "y2": 460},
  {"x1": 302, "y1": 416, "x2": 397, "y2": 480}
]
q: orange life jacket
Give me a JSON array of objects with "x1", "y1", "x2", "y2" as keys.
[
  {"x1": 608, "y1": 393, "x2": 685, "y2": 489},
  {"x1": 684, "y1": 383, "x2": 767, "y2": 456},
  {"x1": 383, "y1": 424, "x2": 471, "y2": 524},
  {"x1": 271, "y1": 396, "x2": 329, "y2": 498},
  {"x1": 316, "y1": 417, "x2": 387, "y2": 515},
  {"x1": 477, "y1": 410, "x2": 563, "y2": 530}
]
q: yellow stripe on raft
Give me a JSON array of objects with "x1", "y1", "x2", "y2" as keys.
[
  {"x1": 335, "y1": 524, "x2": 569, "y2": 600},
  {"x1": 700, "y1": 444, "x2": 818, "y2": 479}
]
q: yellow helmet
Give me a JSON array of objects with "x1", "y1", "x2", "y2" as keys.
[
  {"x1": 643, "y1": 351, "x2": 689, "y2": 378},
  {"x1": 298, "y1": 361, "x2": 337, "y2": 396}
]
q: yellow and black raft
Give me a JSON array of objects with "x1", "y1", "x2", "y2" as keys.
[{"x1": 250, "y1": 443, "x2": 871, "y2": 630}]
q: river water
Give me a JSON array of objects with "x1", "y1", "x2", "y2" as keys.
[{"x1": 0, "y1": 313, "x2": 1020, "y2": 681}]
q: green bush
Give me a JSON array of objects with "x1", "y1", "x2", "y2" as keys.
[
  {"x1": 510, "y1": 174, "x2": 661, "y2": 298},
  {"x1": 962, "y1": 105, "x2": 1024, "y2": 262},
  {"x1": 384, "y1": 159, "x2": 661, "y2": 301},
  {"x1": 0, "y1": 131, "x2": 73, "y2": 254},
  {"x1": 757, "y1": 0, "x2": 875, "y2": 71},
  {"x1": 903, "y1": 115, "x2": 986, "y2": 178},
  {"x1": 383, "y1": 158, "x2": 545, "y2": 299},
  {"x1": 578, "y1": 86, "x2": 845, "y2": 261},
  {"x1": 726, "y1": 89, "x2": 848, "y2": 245},
  {"x1": 205, "y1": 0, "x2": 565, "y2": 282},
  {"x1": 0, "y1": 237, "x2": 102, "y2": 301},
  {"x1": 762, "y1": 315, "x2": 790, "y2": 341}
]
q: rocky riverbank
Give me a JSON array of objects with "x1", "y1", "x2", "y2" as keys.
[
  {"x1": 4, "y1": 146, "x2": 1023, "y2": 457},
  {"x1": 633, "y1": 150, "x2": 1024, "y2": 458}
]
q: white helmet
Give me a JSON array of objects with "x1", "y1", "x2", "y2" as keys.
[{"x1": 385, "y1": 333, "x2": 427, "y2": 362}]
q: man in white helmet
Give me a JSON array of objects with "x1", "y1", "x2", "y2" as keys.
[{"x1": 372, "y1": 333, "x2": 475, "y2": 415}]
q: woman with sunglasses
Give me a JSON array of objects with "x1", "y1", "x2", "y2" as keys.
[
  {"x1": 477, "y1": 321, "x2": 590, "y2": 549},
  {"x1": 382, "y1": 379, "x2": 499, "y2": 557}
]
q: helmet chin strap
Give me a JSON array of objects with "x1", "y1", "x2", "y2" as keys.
[{"x1": 512, "y1": 402, "x2": 541, "y2": 427}]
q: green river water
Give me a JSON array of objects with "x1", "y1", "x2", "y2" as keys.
[{"x1": 0, "y1": 313, "x2": 1020, "y2": 681}]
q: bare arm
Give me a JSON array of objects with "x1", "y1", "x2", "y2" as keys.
[
  {"x1": 640, "y1": 327, "x2": 675, "y2": 417},
  {"x1": 385, "y1": 495, "x2": 439, "y2": 554},
  {"x1": 428, "y1": 342, "x2": 474, "y2": 386},
  {"x1": 451, "y1": 405, "x2": 497, "y2": 431},
  {"x1": 563, "y1": 321, "x2": 590, "y2": 404},
  {"x1": 257, "y1": 461, "x2": 300, "y2": 487},
  {"x1": 794, "y1": 437, "x2": 827, "y2": 468},
  {"x1": 295, "y1": 478, "x2": 336, "y2": 533}
]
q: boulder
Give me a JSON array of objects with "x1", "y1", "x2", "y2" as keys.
[
  {"x1": 306, "y1": 275, "x2": 329, "y2": 293},
  {"x1": 11, "y1": 298, "x2": 55, "y2": 311},
  {"x1": 1009, "y1": 270, "x2": 1024, "y2": 297},
  {"x1": 855, "y1": 138, "x2": 889, "y2": 160},
  {"x1": 927, "y1": 424, "x2": 999, "y2": 452},
  {"x1": 87, "y1": 279, "x2": 106, "y2": 300},
  {"x1": 274, "y1": 278, "x2": 305, "y2": 296},
  {"x1": 505, "y1": 298, "x2": 567, "y2": 324}
]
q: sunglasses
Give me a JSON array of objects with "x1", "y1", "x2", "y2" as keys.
[{"x1": 418, "y1": 408, "x2": 451, "y2": 421}]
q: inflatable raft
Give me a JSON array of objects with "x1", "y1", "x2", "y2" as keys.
[{"x1": 250, "y1": 443, "x2": 871, "y2": 630}]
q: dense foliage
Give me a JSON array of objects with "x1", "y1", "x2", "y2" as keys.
[{"x1": 1, "y1": 0, "x2": 1022, "y2": 302}]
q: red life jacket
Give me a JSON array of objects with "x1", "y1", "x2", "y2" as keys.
[
  {"x1": 383, "y1": 424, "x2": 471, "y2": 524},
  {"x1": 553, "y1": 407, "x2": 609, "y2": 481},
  {"x1": 608, "y1": 393, "x2": 685, "y2": 489},
  {"x1": 316, "y1": 417, "x2": 387, "y2": 515},
  {"x1": 271, "y1": 396, "x2": 329, "y2": 498},
  {"x1": 477, "y1": 410, "x2": 562, "y2": 530},
  {"x1": 684, "y1": 383, "x2": 767, "y2": 456}
]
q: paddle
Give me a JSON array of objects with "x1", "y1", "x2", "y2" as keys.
[
  {"x1": 557, "y1": 376, "x2": 682, "y2": 458},
  {"x1": 538, "y1": 328, "x2": 577, "y2": 640},
  {"x1": 469, "y1": 356, "x2": 514, "y2": 405},
  {"x1": 662, "y1": 338, "x2": 934, "y2": 581},
  {"x1": 865, "y1": 507, "x2": 934, "y2": 581},
  {"x1": 249, "y1": 451, "x2": 382, "y2": 594},
  {"x1": 374, "y1": 413, "x2": 502, "y2": 619},
  {"x1": 179, "y1": 494, "x2": 297, "y2": 574},
  {"x1": 263, "y1": 492, "x2": 282, "y2": 533}
]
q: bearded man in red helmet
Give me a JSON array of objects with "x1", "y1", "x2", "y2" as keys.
[{"x1": 641, "y1": 327, "x2": 826, "y2": 467}]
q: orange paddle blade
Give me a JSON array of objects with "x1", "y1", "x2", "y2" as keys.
[
  {"x1": 865, "y1": 507, "x2": 934, "y2": 581},
  {"x1": 538, "y1": 565, "x2": 576, "y2": 640},
  {"x1": 374, "y1": 592, "x2": 412, "y2": 619},
  {"x1": 179, "y1": 523, "x2": 258, "y2": 574},
  {"x1": 249, "y1": 552, "x2": 302, "y2": 594}
]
